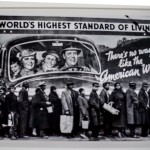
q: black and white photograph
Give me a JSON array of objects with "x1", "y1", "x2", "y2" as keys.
[{"x1": 0, "y1": 2, "x2": 150, "y2": 146}]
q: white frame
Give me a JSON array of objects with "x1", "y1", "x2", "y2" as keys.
[{"x1": 0, "y1": 2, "x2": 150, "y2": 149}]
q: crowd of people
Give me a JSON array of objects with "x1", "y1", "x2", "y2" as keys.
[{"x1": 0, "y1": 79, "x2": 150, "y2": 140}]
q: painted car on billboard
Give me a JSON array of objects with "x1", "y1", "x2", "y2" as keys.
[{"x1": 0, "y1": 35, "x2": 101, "y2": 97}]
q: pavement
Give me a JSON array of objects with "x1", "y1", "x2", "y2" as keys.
[
  {"x1": 1, "y1": 134, "x2": 150, "y2": 141},
  {"x1": 0, "y1": 135, "x2": 150, "y2": 149}
]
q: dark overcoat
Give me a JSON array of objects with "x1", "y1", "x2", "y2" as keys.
[
  {"x1": 5, "y1": 92, "x2": 19, "y2": 113},
  {"x1": 49, "y1": 92, "x2": 62, "y2": 134},
  {"x1": 138, "y1": 88, "x2": 150, "y2": 125},
  {"x1": 0, "y1": 94, "x2": 8, "y2": 125},
  {"x1": 34, "y1": 89, "x2": 50, "y2": 130},
  {"x1": 89, "y1": 90, "x2": 100, "y2": 126},
  {"x1": 29, "y1": 95, "x2": 39, "y2": 128},
  {"x1": 77, "y1": 95, "x2": 89, "y2": 126},
  {"x1": 126, "y1": 88, "x2": 140, "y2": 125},
  {"x1": 110, "y1": 89, "x2": 126, "y2": 128}
]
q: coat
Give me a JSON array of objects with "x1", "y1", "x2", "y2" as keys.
[
  {"x1": 77, "y1": 95, "x2": 89, "y2": 126},
  {"x1": 61, "y1": 89, "x2": 75, "y2": 116},
  {"x1": 29, "y1": 95, "x2": 39, "y2": 128},
  {"x1": 61, "y1": 89, "x2": 80, "y2": 134},
  {"x1": 0, "y1": 94, "x2": 8, "y2": 125},
  {"x1": 99, "y1": 88, "x2": 112, "y2": 127},
  {"x1": 34, "y1": 89, "x2": 50, "y2": 130},
  {"x1": 89, "y1": 90, "x2": 100, "y2": 126},
  {"x1": 110, "y1": 89, "x2": 126, "y2": 128},
  {"x1": 126, "y1": 88, "x2": 139, "y2": 125},
  {"x1": 18, "y1": 88, "x2": 29, "y2": 111},
  {"x1": 49, "y1": 92, "x2": 62, "y2": 133},
  {"x1": 5, "y1": 92, "x2": 19, "y2": 113},
  {"x1": 138, "y1": 88, "x2": 150, "y2": 125}
]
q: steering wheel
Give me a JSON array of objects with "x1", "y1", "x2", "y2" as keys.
[{"x1": 61, "y1": 66, "x2": 84, "y2": 71}]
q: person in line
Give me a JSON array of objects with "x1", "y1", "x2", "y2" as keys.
[
  {"x1": 61, "y1": 82, "x2": 79, "y2": 138},
  {"x1": 29, "y1": 88, "x2": 41, "y2": 137},
  {"x1": 110, "y1": 82, "x2": 126, "y2": 138},
  {"x1": 77, "y1": 88, "x2": 89, "y2": 139},
  {"x1": 126, "y1": 81, "x2": 139, "y2": 138},
  {"x1": 0, "y1": 85, "x2": 7, "y2": 139},
  {"x1": 138, "y1": 82, "x2": 150, "y2": 137},
  {"x1": 100, "y1": 81, "x2": 112, "y2": 137},
  {"x1": 5, "y1": 84, "x2": 19, "y2": 140},
  {"x1": 18, "y1": 81, "x2": 30, "y2": 138},
  {"x1": 35, "y1": 81, "x2": 51, "y2": 138},
  {"x1": 89, "y1": 83, "x2": 100, "y2": 139},
  {"x1": 49, "y1": 86, "x2": 62, "y2": 135}
]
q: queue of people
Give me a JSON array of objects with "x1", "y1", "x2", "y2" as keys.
[{"x1": 0, "y1": 80, "x2": 150, "y2": 140}]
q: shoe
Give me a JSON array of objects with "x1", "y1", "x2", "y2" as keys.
[
  {"x1": 11, "y1": 136, "x2": 17, "y2": 140},
  {"x1": 42, "y1": 135, "x2": 49, "y2": 139},
  {"x1": 118, "y1": 132, "x2": 123, "y2": 138},
  {"x1": 131, "y1": 135, "x2": 139, "y2": 138},
  {"x1": 66, "y1": 135, "x2": 72, "y2": 139},
  {"x1": 19, "y1": 135, "x2": 29, "y2": 139},
  {"x1": 80, "y1": 133, "x2": 88, "y2": 138}
]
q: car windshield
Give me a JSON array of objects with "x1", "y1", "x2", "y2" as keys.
[{"x1": 8, "y1": 39, "x2": 100, "y2": 81}]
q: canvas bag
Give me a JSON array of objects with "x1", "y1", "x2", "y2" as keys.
[
  {"x1": 47, "y1": 106, "x2": 53, "y2": 113},
  {"x1": 102, "y1": 102, "x2": 120, "y2": 115},
  {"x1": 81, "y1": 120, "x2": 89, "y2": 129},
  {"x1": 60, "y1": 115, "x2": 73, "y2": 133}
]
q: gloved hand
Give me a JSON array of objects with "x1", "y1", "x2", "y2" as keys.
[
  {"x1": 65, "y1": 110, "x2": 70, "y2": 116},
  {"x1": 46, "y1": 102, "x2": 51, "y2": 105},
  {"x1": 82, "y1": 114, "x2": 88, "y2": 121}
]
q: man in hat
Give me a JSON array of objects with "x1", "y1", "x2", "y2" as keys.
[
  {"x1": 18, "y1": 49, "x2": 37, "y2": 77},
  {"x1": 35, "y1": 81, "x2": 51, "y2": 138},
  {"x1": 99, "y1": 81, "x2": 112, "y2": 136},
  {"x1": 18, "y1": 81, "x2": 29, "y2": 138},
  {"x1": 39, "y1": 51, "x2": 59, "y2": 72},
  {"x1": 61, "y1": 82, "x2": 79, "y2": 138},
  {"x1": 126, "y1": 81, "x2": 139, "y2": 137},
  {"x1": 5, "y1": 84, "x2": 19, "y2": 140},
  {"x1": 138, "y1": 82, "x2": 150, "y2": 137},
  {"x1": 89, "y1": 82, "x2": 100, "y2": 139},
  {"x1": 60, "y1": 43, "x2": 96, "y2": 72}
]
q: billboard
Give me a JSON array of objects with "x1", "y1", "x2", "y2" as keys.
[{"x1": 1, "y1": 15, "x2": 150, "y2": 95}]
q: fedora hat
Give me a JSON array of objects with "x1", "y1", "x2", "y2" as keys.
[
  {"x1": 129, "y1": 81, "x2": 136, "y2": 86},
  {"x1": 38, "y1": 81, "x2": 46, "y2": 87},
  {"x1": 61, "y1": 43, "x2": 82, "y2": 56},
  {"x1": 142, "y1": 82, "x2": 148, "y2": 87},
  {"x1": 66, "y1": 82, "x2": 74, "y2": 87},
  {"x1": 20, "y1": 49, "x2": 36, "y2": 59},
  {"x1": 42, "y1": 51, "x2": 59, "y2": 60}
]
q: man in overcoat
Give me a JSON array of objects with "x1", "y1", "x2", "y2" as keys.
[
  {"x1": 5, "y1": 84, "x2": 19, "y2": 140},
  {"x1": 18, "y1": 81, "x2": 29, "y2": 138},
  {"x1": 99, "y1": 81, "x2": 112, "y2": 136},
  {"x1": 89, "y1": 82, "x2": 100, "y2": 138},
  {"x1": 138, "y1": 82, "x2": 150, "y2": 137},
  {"x1": 126, "y1": 81, "x2": 139, "y2": 137},
  {"x1": 61, "y1": 82, "x2": 79, "y2": 137},
  {"x1": 35, "y1": 81, "x2": 51, "y2": 138}
]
